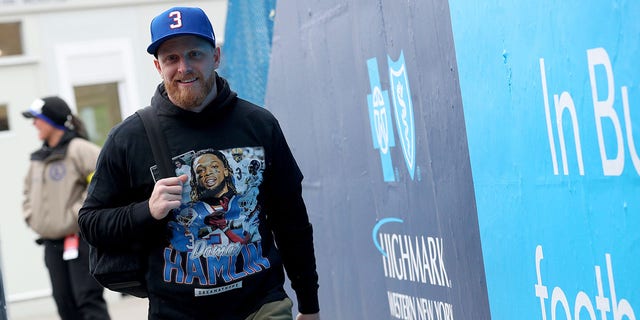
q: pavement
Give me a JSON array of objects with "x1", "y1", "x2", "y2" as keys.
[{"x1": 7, "y1": 291, "x2": 149, "y2": 320}]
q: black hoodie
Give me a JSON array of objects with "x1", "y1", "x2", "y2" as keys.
[{"x1": 79, "y1": 74, "x2": 319, "y2": 319}]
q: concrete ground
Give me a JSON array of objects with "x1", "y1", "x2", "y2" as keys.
[{"x1": 7, "y1": 291, "x2": 148, "y2": 320}]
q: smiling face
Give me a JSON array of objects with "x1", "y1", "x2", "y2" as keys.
[
  {"x1": 193, "y1": 153, "x2": 229, "y2": 198},
  {"x1": 154, "y1": 35, "x2": 220, "y2": 111}
]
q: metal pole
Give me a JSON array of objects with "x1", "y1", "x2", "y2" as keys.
[{"x1": 0, "y1": 237, "x2": 8, "y2": 320}]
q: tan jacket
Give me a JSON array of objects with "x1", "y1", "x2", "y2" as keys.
[{"x1": 23, "y1": 138, "x2": 100, "y2": 239}]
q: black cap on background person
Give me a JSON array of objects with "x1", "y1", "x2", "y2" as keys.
[
  {"x1": 22, "y1": 96, "x2": 89, "y2": 140},
  {"x1": 22, "y1": 96, "x2": 73, "y2": 131}
]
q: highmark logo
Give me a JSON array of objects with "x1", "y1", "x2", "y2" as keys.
[
  {"x1": 372, "y1": 217, "x2": 404, "y2": 257},
  {"x1": 366, "y1": 51, "x2": 416, "y2": 182},
  {"x1": 372, "y1": 217, "x2": 451, "y2": 287}
]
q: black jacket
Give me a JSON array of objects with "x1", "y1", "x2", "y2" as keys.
[{"x1": 79, "y1": 74, "x2": 319, "y2": 319}]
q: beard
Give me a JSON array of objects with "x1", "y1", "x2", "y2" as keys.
[{"x1": 165, "y1": 70, "x2": 215, "y2": 109}]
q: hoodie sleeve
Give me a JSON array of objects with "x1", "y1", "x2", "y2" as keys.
[
  {"x1": 263, "y1": 119, "x2": 320, "y2": 314},
  {"x1": 78, "y1": 121, "x2": 167, "y2": 251}
]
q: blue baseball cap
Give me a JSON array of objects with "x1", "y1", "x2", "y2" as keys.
[{"x1": 147, "y1": 6, "x2": 216, "y2": 55}]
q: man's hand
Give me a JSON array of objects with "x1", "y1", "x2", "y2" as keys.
[
  {"x1": 149, "y1": 175, "x2": 189, "y2": 220},
  {"x1": 296, "y1": 313, "x2": 320, "y2": 320}
]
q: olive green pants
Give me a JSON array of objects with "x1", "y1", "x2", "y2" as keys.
[{"x1": 245, "y1": 297, "x2": 293, "y2": 320}]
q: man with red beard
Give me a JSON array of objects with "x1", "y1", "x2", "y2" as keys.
[{"x1": 79, "y1": 6, "x2": 320, "y2": 320}]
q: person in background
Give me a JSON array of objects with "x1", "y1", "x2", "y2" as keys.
[
  {"x1": 78, "y1": 6, "x2": 320, "y2": 320},
  {"x1": 22, "y1": 96, "x2": 111, "y2": 320}
]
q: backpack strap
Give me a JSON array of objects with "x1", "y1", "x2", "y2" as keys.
[{"x1": 135, "y1": 106, "x2": 175, "y2": 179}]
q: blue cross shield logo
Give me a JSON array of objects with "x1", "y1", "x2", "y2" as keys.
[
  {"x1": 367, "y1": 58, "x2": 396, "y2": 182},
  {"x1": 388, "y1": 52, "x2": 416, "y2": 180}
]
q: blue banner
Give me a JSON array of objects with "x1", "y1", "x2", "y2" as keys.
[{"x1": 449, "y1": 1, "x2": 640, "y2": 319}]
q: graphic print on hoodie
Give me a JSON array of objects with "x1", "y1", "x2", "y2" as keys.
[{"x1": 153, "y1": 146, "x2": 269, "y2": 296}]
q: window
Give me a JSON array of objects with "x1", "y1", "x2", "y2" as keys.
[
  {"x1": 0, "y1": 22, "x2": 23, "y2": 57},
  {"x1": 0, "y1": 104, "x2": 8, "y2": 131},
  {"x1": 74, "y1": 82, "x2": 122, "y2": 146}
]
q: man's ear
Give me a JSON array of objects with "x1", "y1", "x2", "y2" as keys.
[
  {"x1": 214, "y1": 47, "x2": 221, "y2": 69},
  {"x1": 154, "y1": 59, "x2": 162, "y2": 74}
]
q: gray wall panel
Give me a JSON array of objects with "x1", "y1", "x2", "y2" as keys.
[{"x1": 266, "y1": 0, "x2": 490, "y2": 318}]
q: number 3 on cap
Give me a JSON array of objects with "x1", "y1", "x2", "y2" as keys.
[{"x1": 169, "y1": 11, "x2": 182, "y2": 29}]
